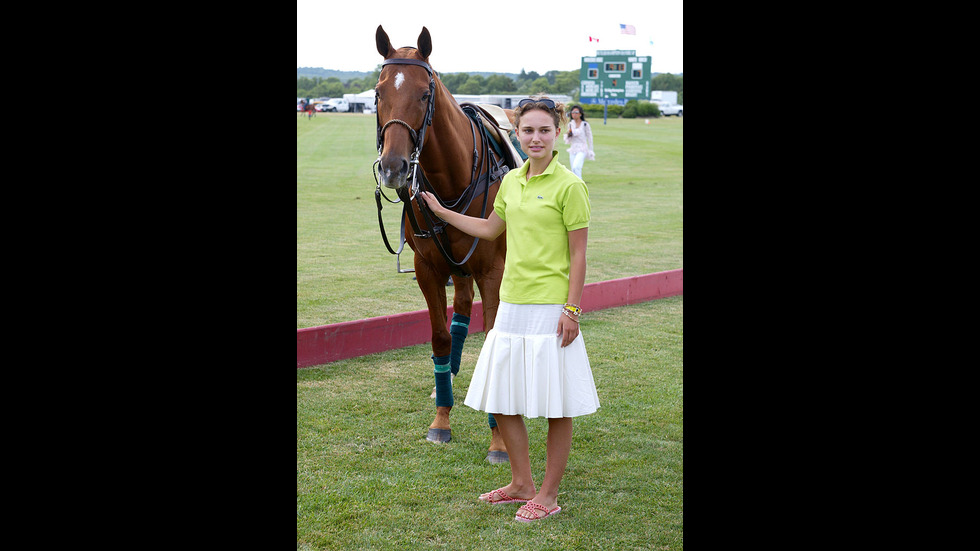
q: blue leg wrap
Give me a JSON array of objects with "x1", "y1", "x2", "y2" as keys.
[
  {"x1": 449, "y1": 313, "x2": 470, "y2": 376},
  {"x1": 433, "y1": 354, "x2": 453, "y2": 408},
  {"x1": 488, "y1": 413, "x2": 497, "y2": 429}
]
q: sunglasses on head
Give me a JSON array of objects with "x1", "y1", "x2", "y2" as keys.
[{"x1": 518, "y1": 98, "x2": 556, "y2": 110}]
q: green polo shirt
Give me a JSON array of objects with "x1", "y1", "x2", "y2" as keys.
[{"x1": 494, "y1": 151, "x2": 591, "y2": 304}]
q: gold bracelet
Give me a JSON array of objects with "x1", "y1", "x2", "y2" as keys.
[{"x1": 561, "y1": 309, "x2": 580, "y2": 323}]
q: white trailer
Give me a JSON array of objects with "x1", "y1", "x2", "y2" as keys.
[
  {"x1": 650, "y1": 90, "x2": 678, "y2": 104},
  {"x1": 345, "y1": 89, "x2": 377, "y2": 113}
]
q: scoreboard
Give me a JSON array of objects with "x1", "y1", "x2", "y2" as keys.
[{"x1": 579, "y1": 50, "x2": 651, "y2": 105}]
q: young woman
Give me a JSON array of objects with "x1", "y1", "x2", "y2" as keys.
[
  {"x1": 563, "y1": 104, "x2": 594, "y2": 180},
  {"x1": 418, "y1": 95, "x2": 600, "y2": 522}
]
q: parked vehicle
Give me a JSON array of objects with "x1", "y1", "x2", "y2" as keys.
[
  {"x1": 314, "y1": 103, "x2": 331, "y2": 112},
  {"x1": 658, "y1": 102, "x2": 683, "y2": 117},
  {"x1": 322, "y1": 98, "x2": 349, "y2": 112}
]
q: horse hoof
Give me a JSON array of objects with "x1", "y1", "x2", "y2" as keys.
[
  {"x1": 426, "y1": 428, "x2": 451, "y2": 443},
  {"x1": 486, "y1": 450, "x2": 509, "y2": 464}
]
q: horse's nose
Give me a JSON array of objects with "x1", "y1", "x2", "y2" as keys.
[{"x1": 380, "y1": 154, "x2": 410, "y2": 189}]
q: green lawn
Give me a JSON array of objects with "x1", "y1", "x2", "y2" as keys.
[{"x1": 297, "y1": 295, "x2": 683, "y2": 550}]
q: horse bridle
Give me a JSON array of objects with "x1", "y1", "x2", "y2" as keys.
[
  {"x1": 373, "y1": 56, "x2": 503, "y2": 278},
  {"x1": 374, "y1": 57, "x2": 436, "y2": 199}
]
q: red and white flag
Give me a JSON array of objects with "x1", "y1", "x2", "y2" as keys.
[{"x1": 620, "y1": 23, "x2": 636, "y2": 35}]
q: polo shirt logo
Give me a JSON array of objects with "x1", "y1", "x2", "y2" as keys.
[{"x1": 537, "y1": 195, "x2": 544, "y2": 199}]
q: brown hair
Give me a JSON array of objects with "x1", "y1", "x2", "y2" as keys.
[{"x1": 513, "y1": 94, "x2": 567, "y2": 130}]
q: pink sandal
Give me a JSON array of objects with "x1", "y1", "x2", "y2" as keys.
[
  {"x1": 479, "y1": 488, "x2": 529, "y2": 505},
  {"x1": 514, "y1": 501, "x2": 561, "y2": 522}
]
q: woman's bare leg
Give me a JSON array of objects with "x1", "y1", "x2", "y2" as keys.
[
  {"x1": 516, "y1": 417, "x2": 572, "y2": 519},
  {"x1": 483, "y1": 414, "x2": 536, "y2": 500}
]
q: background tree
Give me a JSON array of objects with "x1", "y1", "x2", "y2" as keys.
[
  {"x1": 485, "y1": 74, "x2": 516, "y2": 93},
  {"x1": 297, "y1": 76, "x2": 320, "y2": 97},
  {"x1": 458, "y1": 74, "x2": 486, "y2": 94},
  {"x1": 315, "y1": 81, "x2": 346, "y2": 97},
  {"x1": 516, "y1": 69, "x2": 540, "y2": 86},
  {"x1": 554, "y1": 70, "x2": 579, "y2": 96},
  {"x1": 440, "y1": 73, "x2": 470, "y2": 94},
  {"x1": 518, "y1": 76, "x2": 553, "y2": 95},
  {"x1": 458, "y1": 78, "x2": 482, "y2": 95}
]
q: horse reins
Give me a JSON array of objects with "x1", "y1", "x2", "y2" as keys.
[{"x1": 373, "y1": 56, "x2": 506, "y2": 278}]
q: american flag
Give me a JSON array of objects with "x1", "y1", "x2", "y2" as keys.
[{"x1": 620, "y1": 24, "x2": 636, "y2": 35}]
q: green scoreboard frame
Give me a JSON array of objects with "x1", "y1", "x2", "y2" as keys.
[{"x1": 579, "y1": 50, "x2": 651, "y2": 105}]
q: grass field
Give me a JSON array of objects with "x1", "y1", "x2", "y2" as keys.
[
  {"x1": 297, "y1": 111, "x2": 683, "y2": 549},
  {"x1": 297, "y1": 295, "x2": 683, "y2": 550},
  {"x1": 297, "y1": 112, "x2": 682, "y2": 329}
]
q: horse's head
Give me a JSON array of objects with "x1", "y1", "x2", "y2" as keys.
[{"x1": 375, "y1": 25, "x2": 435, "y2": 190}]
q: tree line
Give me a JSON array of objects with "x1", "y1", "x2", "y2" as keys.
[{"x1": 297, "y1": 69, "x2": 682, "y2": 105}]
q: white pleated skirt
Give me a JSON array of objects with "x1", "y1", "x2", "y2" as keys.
[{"x1": 463, "y1": 302, "x2": 600, "y2": 419}]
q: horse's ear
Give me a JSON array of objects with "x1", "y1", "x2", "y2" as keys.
[
  {"x1": 417, "y1": 27, "x2": 432, "y2": 60},
  {"x1": 376, "y1": 25, "x2": 394, "y2": 58}
]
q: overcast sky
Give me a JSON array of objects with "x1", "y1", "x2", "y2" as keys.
[{"x1": 297, "y1": 0, "x2": 683, "y2": 75}]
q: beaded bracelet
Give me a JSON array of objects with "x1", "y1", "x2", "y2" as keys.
[
  {"x1": 561, "y1": 309, "x2": 580, "y2": 323},
  {"x1": 563, "y1": 303, "x2": 583, "y2": 316}
]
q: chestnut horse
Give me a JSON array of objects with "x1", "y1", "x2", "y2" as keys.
[{"x1": 374, "y1": 25, "x2": 517, "y2": 463}]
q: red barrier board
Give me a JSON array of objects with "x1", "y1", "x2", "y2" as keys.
[{"x1": 297, "y1": 269, "x2": 681, "y2": 368}]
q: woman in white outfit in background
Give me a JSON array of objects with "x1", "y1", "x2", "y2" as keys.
[{"x1": 563, "y1": 105, "x2": 594, "y2": 180}]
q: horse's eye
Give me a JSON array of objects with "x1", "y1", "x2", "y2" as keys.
[{"x1": 421, "y1": 93, "x2": 429, "y2": 102}]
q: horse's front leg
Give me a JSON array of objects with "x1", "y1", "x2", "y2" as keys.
[
  {"x1": 430, "y1": 275, "x2": 473, "y2": 397},
  {"x1": 415, "y1": 260, "x2": 455, "y2": 443},
  {"x1": 449, "y1": 275, "x2": 474, "y2": 378}
]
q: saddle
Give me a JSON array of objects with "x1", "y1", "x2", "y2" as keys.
[{"x1": 459, "y1": 102, "x2": 525, "y2": 169}]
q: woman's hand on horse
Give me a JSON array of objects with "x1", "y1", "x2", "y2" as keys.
[
  {"x1": 419, "y1": 193, "x2": 506, "y2": 241},
  {"x1": 418, "y1": 192, "x2": 444, "y2": 216}
]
